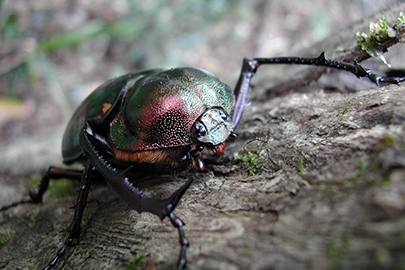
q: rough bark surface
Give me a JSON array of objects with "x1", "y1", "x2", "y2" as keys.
[{"x1": 1, "y1": 5, "x2": 405, "y2": 270}]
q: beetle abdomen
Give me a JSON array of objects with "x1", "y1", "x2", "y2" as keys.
[{"x1": 114, "y1": 145, "x2": 191, "y2": 169}]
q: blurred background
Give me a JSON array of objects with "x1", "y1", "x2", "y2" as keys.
[{"x1": 0, "y1": 0, "x2": 401, "y2": 143}]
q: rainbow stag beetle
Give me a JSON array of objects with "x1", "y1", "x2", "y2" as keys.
[{"x1": 2, "y1": 52, "x2": 404, "y2": 270}]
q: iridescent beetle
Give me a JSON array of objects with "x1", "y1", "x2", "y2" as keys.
[{"x1": 2, "y1": 53, "x2": 404, "y2": 269}]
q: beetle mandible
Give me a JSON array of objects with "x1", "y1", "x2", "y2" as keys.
[{"x1": 1, "y1": 52, "x2": 404, "y2": 270}]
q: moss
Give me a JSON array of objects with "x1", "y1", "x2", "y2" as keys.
[
  {"x1": 349, "y1": 156, "x2": 367, "y2": 186},
  {"x1": 373, "y1": 247, "x2": 392, "y2": 268},
  {"x1": 297, "y1": 157, "x2": 304, "y2": 173},
  {"x1": 0, "y1": 234, "x2": 9, "y2": 249},
  {"x1": 234, "y1": 150, "x2": 265, "y2": 177},
  {"x1": 394, "y1": 12, "x2": 405, "y2": 29},
  {"x1": 123, "y1": 253, "x2": 146, "y2": 270},
  {"x1": 336, "y1": 108, "x2": 349, "y2": 117},
  {"x1": 356, "y1": 156, "x2": 367, "y2": 176},
  {"x1": 29, "y1": 171, "x2": 76, "y2": 199},
  {"x1": 377, "y1": 135, "x2": 396, "y2": 149},
  {"x1": 380, "y1": 172, "x2": 391, "y2": 185},
  {"x1": 28, "y1": 172, "x2": 42, "y2": 189},
  {"x1": 326, "y1": 232, "x2": 351, "y2": 270},
  {"x1": 46, "y1": 178, "x2": 76, "y2": 199},
  {"x1": 356, "y1": 15, "x2": 400, "y2": 67},
  {"x1": 21, "y1": 214, "x2": 37, "y2": 228}
]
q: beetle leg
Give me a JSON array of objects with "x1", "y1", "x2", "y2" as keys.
[
  {"x1": 80, "y1": 124, "x2": 192, "y2": 268},
  {"x1": 232, "y1": 58, "x2": 257, "y2": 130},
  {"x1": 81, "y1": 125, "x2": 193, "y2": 218},
  {"x1": 43, "y1": 160, "x2": 94, "y2": 270},
  {"x1": 191, "y1": 144, "x2": 205, "y2": 171},
  {"x1": 232, "y1": 52, "x2": 405, "y2": 130},
  {"x1": 0, "y1": 167, "x2": 82, "y2": 211},
  {"x1": 168, "y1": 211, "x2": 188, "y2": 270},
  {"x1": 30, "y1": 167, "x2": 83, "y2": 203}
]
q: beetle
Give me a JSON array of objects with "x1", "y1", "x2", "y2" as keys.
[{"x1": 1, "y1": 52, "x2": 404, "y2": 270}]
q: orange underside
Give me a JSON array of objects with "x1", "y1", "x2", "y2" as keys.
[
  {"x1": 114, "y1": 148, "x2": 175, "y2": 165},
  {"x1": 114, "y1": 142, "x2": 227, "y2": 167}
]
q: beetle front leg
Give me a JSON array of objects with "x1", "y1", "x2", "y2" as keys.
[
  {"x1": 43, "y1": 161, "x2": 93, "y2": 270},
  {"x1": 81, "y1": 123, "x2": 194, "y2": 218},
  {"x1": 80, "y1": 124, "x2": 192, "y2": 269}
]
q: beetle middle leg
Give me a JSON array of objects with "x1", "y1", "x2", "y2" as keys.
[{"x1": 30, "y1": 166, "x2": 83, "y2": 203}]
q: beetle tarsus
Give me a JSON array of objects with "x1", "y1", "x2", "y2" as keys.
[
  {"x1": 363, "y1": 68, "x2": 405, "y2": 85},
  {"x1": 42, "y1": 238, "x2": 72, "y2": 270},
  {"x1": 0, "y1": 199, "x2": 32, "y2": 211},
  {"x1": 168, "y1": 211, "x2": 188, "y2": 270}
]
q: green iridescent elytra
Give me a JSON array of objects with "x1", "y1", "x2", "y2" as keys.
[{"x1": 62, "y1": 67, "x2": 233, "y2": 166}]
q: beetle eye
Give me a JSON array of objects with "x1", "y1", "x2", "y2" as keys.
[{"x1": 194, "y1": 121, "x2": 208, "y2": 138}]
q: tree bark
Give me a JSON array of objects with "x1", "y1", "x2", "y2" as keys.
[{"x1": 1, "y1": 4, "x2": 405, "y2": 270}]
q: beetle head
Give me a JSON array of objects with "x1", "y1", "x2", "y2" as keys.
[{"x1": 192, "y1": 107, "x2": 233, "y2": 151}]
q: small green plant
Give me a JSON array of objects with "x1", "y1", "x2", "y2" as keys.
[
  {"x1": 356, "y1": 14, "x2": 404, "y2": 67},
  {"x1": 336, "y1": 107, "x2": 349, "y2": 117},
  {"x1": 297, "y1": 157, "x2": 304, "y2": 173},
  {"x1": 234, "y1": 150, "x2": 264, "y2": 177},
  {"x1": 29, "y1": 172, "x2": 75, "y2": 199},
  {"x1": 123, "y1": 253, "x2": 146, "y2": 270},
  {"x1": 0, "y1": 234, "x2": 9, "y2": 248},
  {"x1": 47, "y1": 179, "x2": 76, "y2": 199},
  {"x1": 396, "y1": 12, "x2": 405, "y2": 27},
  {"x1": 326, "y1": 233, "x2": 351, "y2": 270},
  {"x1": 29, "y1": 172, "x2": 42, "y2": 189}
]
